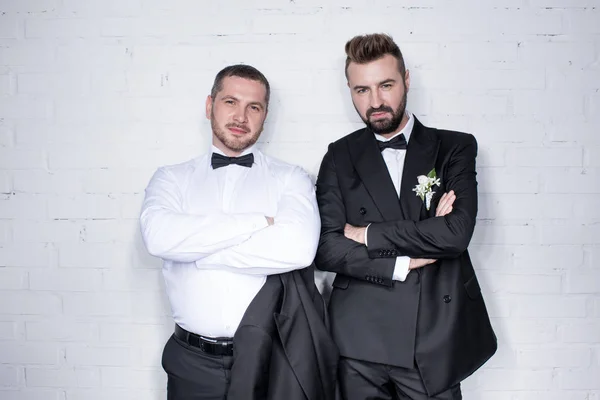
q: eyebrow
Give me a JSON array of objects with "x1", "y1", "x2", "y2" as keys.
[{"x1": 352, "y1": 79, "x2": 397, "y2": 91}]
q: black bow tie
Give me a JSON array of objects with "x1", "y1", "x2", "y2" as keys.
[
  {"x1": 378, "y1": 134, "x2": 407, "y2": 152},
  {"x1": 211, "y1": 153, "x2": 254, "y2": 169}
]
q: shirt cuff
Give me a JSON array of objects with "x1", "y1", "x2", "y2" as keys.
[
  {"x1": 392, "y1": 257, "x2": 410, "y2": 281},
  {"x1": 364, "y1": 223, "x2": 371, "y2": 247}
]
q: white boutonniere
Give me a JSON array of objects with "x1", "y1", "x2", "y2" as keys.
[{"x1": 413, "y1": 168, "x2": 441, "y2": 211}]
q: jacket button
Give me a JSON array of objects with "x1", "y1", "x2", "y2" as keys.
[
  {"x1": 443, "y1": 295, "x2": 452, "y2": 303},
  {"x1": 378, "y1": 250, "x2": 384, "y2": 257},
  {"x1": 359, "y1": 207, "x2": 367, "y2": 215}
]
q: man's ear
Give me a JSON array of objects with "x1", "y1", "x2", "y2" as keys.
[
  {"x1": 205, "y1": 95, "x2": 213, "y2": 120},
  {"x1": 404, "y1": 70, "x2": 411, "y2": 92}
]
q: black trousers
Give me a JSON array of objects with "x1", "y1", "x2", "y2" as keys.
[
  {"x1": 162, "y1": 334, "x2": 234, "y2": 400},
  {"x1": 339, "y1": 356, "x2": 462, "y2": 400}
]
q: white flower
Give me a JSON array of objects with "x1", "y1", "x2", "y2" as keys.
[{"x1": 412, "y1": 169, "x2": 440, "y2": 211}]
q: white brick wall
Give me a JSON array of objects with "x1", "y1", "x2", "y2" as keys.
[{"x1": 0, "y1": 0, "x2": 598, "y2": 398}]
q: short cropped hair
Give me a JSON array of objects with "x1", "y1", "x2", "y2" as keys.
[{"x1": 344, "y1": 33, "x2": 406, "y2": 79}]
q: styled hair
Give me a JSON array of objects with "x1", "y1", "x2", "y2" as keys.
[
  {"x1": 344, "y1": 33, "x2": 406, "y2": 79},
  {"x1": 210, "y1": 64, "x2": 271, "y2": 105}
]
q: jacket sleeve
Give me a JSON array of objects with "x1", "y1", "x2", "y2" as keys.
[
  {"x1": 366, "y1": 134, "x2": 478, "y2": 259},
  {"x1": 315, "y1": 144, "x2": 396, "y2": 287}
]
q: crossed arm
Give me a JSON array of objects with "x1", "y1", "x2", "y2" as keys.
[
  {"x1": 315, "y1": 135, "x2": 477, "y2": 285},
  {"x1": 140, "y1": 166, "x2": 320, "y2": 275}
]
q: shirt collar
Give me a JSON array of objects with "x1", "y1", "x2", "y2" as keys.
[{"x1": 373, "y1": 111, "x2": 414, "y2": 144}]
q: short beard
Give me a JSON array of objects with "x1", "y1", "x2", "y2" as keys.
[
  {"x1": 211, "y1": 111, "x2": 263, "y2": 153},
  {"x1": 359, "y1": 91, "x2": 407, "y2": 135}
]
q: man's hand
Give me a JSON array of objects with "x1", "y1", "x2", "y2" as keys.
[
  {"x1": 265, "y1": 216, "x2": 274, "y2": 226},
  {"x1": 435, "y1": 190, "x2": 455, "y2": 217},
  {"x1": 344, "y1": 224, "x2": 366, "y2": 244},
  {"x1": 409, "y1": 191, "x2": 456, "y2": 270}
]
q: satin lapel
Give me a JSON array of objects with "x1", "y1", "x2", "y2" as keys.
[
  {"x1": 349, "y1": 129, "x2": 403, "y2": 220},
  {"x1": 400, "y1": 118, "x2": 440, "y2": 222}
]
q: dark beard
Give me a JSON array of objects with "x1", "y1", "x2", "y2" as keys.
[
  {"x1": 211, "y1": 111, "x2": 262, "y2": 153},
  {"x1": 360, "y1": 92, "x2": 407, "y2": 135}
]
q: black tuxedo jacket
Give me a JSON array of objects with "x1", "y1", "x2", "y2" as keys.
[
  {"x1": 315, "y1": 117, "x2": 497, "y2": 396},
  {"x1": 227, "y1": 266, "x2": 339, "y2": 400}
]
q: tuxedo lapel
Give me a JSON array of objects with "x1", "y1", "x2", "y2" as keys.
[
  {"x1": 349, "y1": 129, "x2": 403, "y2": 220},
  {"x1": 400, "y1": 117, "x2": 440, "y2": 222}
]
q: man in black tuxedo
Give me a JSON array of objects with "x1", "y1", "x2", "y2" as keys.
[{"x1": 315, "y1": 34, "x2": 497, "y2": 399}]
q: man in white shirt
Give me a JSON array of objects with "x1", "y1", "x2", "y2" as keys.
[
  {"x1": 315, "y1": 34, "x2": 496, "y2": 399},
  {"x1": 140, "y1": 65, "x2": 321, "y2": 400}
]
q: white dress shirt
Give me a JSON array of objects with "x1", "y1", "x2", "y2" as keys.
[
  {"x1": 365, "y1": 112, "x2": 415, "y2": 282},
  {"x1": 140, "y1": 145, "x2": 320, "y2": 338}
]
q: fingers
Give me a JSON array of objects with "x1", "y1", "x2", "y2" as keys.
[
  {"x1": 409, "y1": 258, "x2": 437, "y2": 270},
  {"x1": 436, "y1": 190, "x2": 456, "y2": 217}
]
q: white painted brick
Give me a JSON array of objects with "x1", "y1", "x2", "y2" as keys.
[
  {"x1": 0, "y1": 269, "x2": 27, "y2": 290},
  {"x1": 573, "y1": 196, "x2": 600, "y2": 219},
  {"x1": 25, "y1": 367, "x2": 100, "y2": 388},
  {"x1": 431, "y1": 93, "x2": 509, "y2": 115},
  {"x1": 559, "y1": 369, "x2": 600, "y2": 389},
  {"x1": 0, "y1": 45, "x2": 55, "y2": 67},
  {"x1": 564, "y1": 9, "x2": 600, "y2": 34},
  {"x1": 0, "y1": 390, "x2": 64, "y2": 400},
  {"x1": 469, "y1": 245, "x2": 515, "y2": 270},
  {"x1": 0, "y1": 321, "x2": 16, "y2": 340},
  {"x1": 547, "y1": 68, "x2": 600, "y2": 91},
  {"x1": 0, "y1": 73, "x2": 12, "y2": 95},
  {"x1": 102, "y1": 269, "x2": 162, "y2": 292},
  {"x1": 585, "y1": 246, "x2": 600, "y2": 269},
  {"x1": 471, "y1": 117, "x2": 545, "y2": 144},
  {"x1": 502, "y1": 320, "x2": 557, "y2": 344},
  {"x1": 518, "y1": 348, "x2": 592, "y2": 368},
  {"x1": 0, "y1": 365, "x2": 19, "y2": 388},
  {"x1": 130, "y1": 292, "x2": 171, "y2": 318},
  {"x1": 530, "y1": 0, "x2": 599, "y2": 6},
  {"x1": 0, "y1": 292, "x2": 61, "y2": 315},
  {"x1": 439, "y1": 42, "x2": 517, "y2": 69},
  {"x1": 26, "y1": 320, "x2": 97, "y2": 342},
  {"x1": 29, "y1": 269, "x2": 102, "y2": 292},
  {"x1": 99, "y1": 323, "x2": 169, "y2": 344},
  {"x1": 0, "y1": 125, "x2": 14, "y2": 147},
  {"x1": 0, "y1": 97, "x2": 52, "y2": 119},
  {"x1": 59, "y1": 244, "x2": 130, "y2": 269},
  {"x1": 540, "y1": 221, "x2": 600, "y2": 245},
  {"x1": 541, "y1": 168, "x2": 600, "y2": 193},
  {"x1": 65, "y1": 388, "x2": 164, "y2": 400},
  {"x1": 0, "y1": 149, "x2": 46, "y2": 169},
  {"x1": 566, "y1": 271, "x2": 600, "y2": 294},
  {"x1": 48, "y1": 195, "x2": 120, "y2": 219},
  {"x1": 477, "y1": 144, "x2": 506, "y2": 167},
  {"x1": 418, "y1": 69, "x2": 545, "y2": 90},
  {"x1": 513, "y1": 245, "x2": 584, "y2": 269},
  {"x1": 479, "y1": 271, "x2": 562, "y2": 294},
  {"x1": 90, "y1": 71, "x2": 127, "y2": 93},
  {"x1": 584, "y1": 147, "x2": 600, "y2": 167},
  {"x1": 0, "y1": 171, "x2": 12, "y2": 194},
  {"x1": 100, "y1": 367, "x2": 165, "y2": 389},
  {"x1": 518, "y1": 41, "x2": 597, "y2": 68},
  {"x1": 54, "y1": 45, "x2": 131, "y2": 70},
  {"x1": 479, "y1": 369, "x2": 554, "y2": 390},
  {"x1": 505, "y1": 392, "x2": 593, "y2": 400},
  {"x1": 0, "y1": 244, "x2": 56, "y2": 268},
  {"x1": 25, "y1": 18, "x2": 100, "y2": 38},
  {"x1": 0, "y1": 220, "x2": 11, "y2": 243},
  {"x1": 0, "y1": 343, "x2": 60, "y2": 364},
  {"x1": 558, "y1": 322, "x2": 600, "y2": 343},
  {"x1": 17, "y1": 73, "x2": 89, "y2": 95},
  {"x1": 514, "y1": 91, "x2": 585, "y2": 117},
  {"x1": 60, "y1": 0, "x2": 143, "y2": 17},
  {"x1": 119, "y1": 193, "x2": 144, "y2": 219},
  {"x1": 484, "y1": 297, "x2": 511, "y2": 318},
  {"x1": 66, "y1": 346, "x2": 132, "y2": 367},
  {"x1": 81, "y1": 220, "x2": 137, "y2": 243},
  {"x1": 13, "y1": 170, "x2": 84, "y2": 194},
  {"x1": 479, "y1": 193, "x2": 574, "y2": 219},
  {"x1": 472, "y1": 223, "x2": 538, "y2": 245},
  {"x1": 512, "y1": 296, "x2": 587, "y2": 318},
  {"x1": 0, "y1": 17, "x2": 20, "y2": 39},
  {"x1": 81, "y1": 169, "x2": 150, "y2": 194},
  {"x1": 62, "y1": 293, "x2": 130, "y2": 316},
  {"x1": 12, "y1": 221, "x2": 82, "y2": 244},
  {"x1": 478, "y1": 168, "x2": 540, "y2": 194},
  {"x1": 252, "y1": 12, "x2": 325, "y2": 34},
  {"x1": 508, "y1": 147, "x2": 583, "y2": 167}
]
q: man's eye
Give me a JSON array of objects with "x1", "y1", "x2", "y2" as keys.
[{"x1": 382, "y1": 84, "x2": 392, "y2": 89}]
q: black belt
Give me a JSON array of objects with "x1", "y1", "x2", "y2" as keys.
[{"x1": 174, "y1": 324, "x2": 234, "y2": 357}]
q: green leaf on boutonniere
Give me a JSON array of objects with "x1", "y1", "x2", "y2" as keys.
[{"x1": 427, "y1": 168, "x2": 436, "y2": 179}]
